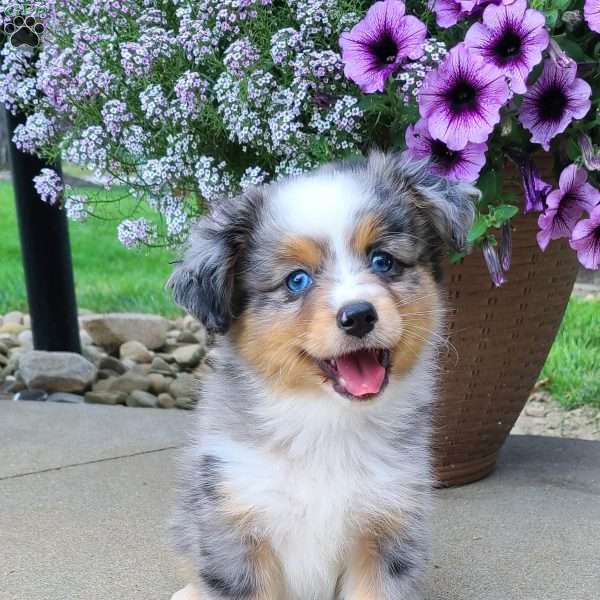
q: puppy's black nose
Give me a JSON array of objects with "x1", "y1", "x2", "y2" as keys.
[{"x1": 337, "y1": 301, "x2": 378, "y2": 338}]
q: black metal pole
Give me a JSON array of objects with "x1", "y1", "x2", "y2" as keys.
[{"x1": 5, "y1": 108, "x2": 81, "y2": 353}]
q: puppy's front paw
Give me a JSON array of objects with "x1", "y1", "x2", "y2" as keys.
[{"x1": 170, "y1": 584, "x2": 201, "y2": 600}]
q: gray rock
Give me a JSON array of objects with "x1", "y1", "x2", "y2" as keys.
[
  {"x1": 0, "y1": 353, "x2": 8, "y2": 367},
  {"x1": 85, "y1": 391, "x2": 128, "y2": 406},
  {"x1": 176, "y1": 330, "x2": 198, "y2": 344},
  {"x1": 156, "y1": 353, "x2": 176, "y2": 364},
  {"x1": 0, "y1": 341, "x2": 9, "y2": 356},
  {"x1": 175, "y1": 396, "x2": 196, "y2": 410},
  {"x1": 82, "y1": 345, "x2": 107, "y2": 367},
  {"x1": 47, "y1": 392, "x2": 85, "y2": 404},
  {"x1": 157, "y1": 393, "x2": 176, "y2": 409},
  {"x1": 79, "y1": 330, "x2": 93, "y2": 347},
  {"x1": 150, "y1": 356, "x2": 173, "y2": 375},
  {"x1": 93, "y1": 372, "x2": 150, "y2": 394},
  {"x1": 4, "y1": 311, "x2": 23, "y2": 325},
  {"x1": 0, "y1": 334, "x2": 18, "y2": 349},
  {"x1": 98, "y1": 356, "x2": 127, "y2": 374},
  {"x1": 119, "y1": 340, "x2": 153, "y2": 363},
  {"x1": 148, "y1": 373, "x2": 168, "y2": 395},
  {"x1": 168, "y1": 373, "x2": 197, "y2": 399},
  {"x1": 97, "y1": 369, "x2": 118, "y2": 380},
  {"x1": 126, "y1": 390, "x2": 158, "y2": 408},
  {"x1": 172, "y1": 344, "x2": 204, "y2": 368},
  {"x1": 80, "y1": 313, "x2": 168, "y2": 350},
  {"x1": 18, "y1": 351, "x2": 97, "y2": 393},
  {"x1": 17, "y1": 330, "x2": 33, "y2": 349},
  {"x1": 14, "y1": 389, "x2": 48, "y2": 402}
]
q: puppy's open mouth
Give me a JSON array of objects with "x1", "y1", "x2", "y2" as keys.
[{"x1": 317, "y1": 349, "x2": 390, "y2": 401}]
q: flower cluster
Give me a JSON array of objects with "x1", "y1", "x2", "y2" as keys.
[{"x1": 1, "y1": 0, "x2": 599, "y2": 274}]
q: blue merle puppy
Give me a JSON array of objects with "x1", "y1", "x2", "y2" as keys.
[{"x1": 167, "y1": 152, "x2": 477, "y2": 600}]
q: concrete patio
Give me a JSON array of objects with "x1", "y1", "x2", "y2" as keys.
[{"x1": 1, "y1": 401, "x2": 599, "y2": 600}]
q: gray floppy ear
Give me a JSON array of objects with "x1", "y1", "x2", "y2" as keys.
[
  {"x1": 368, "y1": 151, "x2": 479, "y2": 252},
  {"x1": 167, "y1": 190, "x2": 262, "y2": 334},
  {"x1": 413, "y1": 176, "x2": 480, "y2": 252}
]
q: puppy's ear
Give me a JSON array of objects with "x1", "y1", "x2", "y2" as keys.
[
  {"x1": 368, "y1": 151, "x2": 479, "y2": 252},
  {"x1": 167, "y1": 190, "x2": 263, "y2": 334}
]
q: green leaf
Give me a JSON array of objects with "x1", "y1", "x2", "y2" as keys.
[
  {"x1": 554, "y1": 36, "x2": 592, "y2": 62},
  {"x1": 493, "y1": 204, "x2": 518, "y2": 223},
  {"x1": 553, "y1": 0, "x2": 571, "y2": 10},
  {"x1": 477, "y1": 169, "x2": 498, "y2": 203},
  {"x1": 543, "y1": 9, "x2": 559, "y2": 28},
  {"x1": 466, "y1": 216, "x2": 489, "y2": 243},
  {"x1": 448, "y1": 249, "x2": 466, "y2": 264}
]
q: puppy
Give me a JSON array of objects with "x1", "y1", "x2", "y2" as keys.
[{"x1": 167, "y1": 151, "x2": 477, "y2": 600}]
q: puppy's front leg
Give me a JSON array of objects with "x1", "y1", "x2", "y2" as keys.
[{"x1": 341, "y1": 522, "x2": 428, "y2": 600}]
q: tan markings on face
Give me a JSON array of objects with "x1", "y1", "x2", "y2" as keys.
[
  {"x1": 388, "y1": 266, "x2": 441, "y2": 378},
  {"x1": 231, "y1": 307, "x2": 324, "y2": 393},
  {"x1": 279, "y1": 234, "x2": 325, "y2": 270},
  {"x1": 351, "y1": 213, "x2": 385, "y2": 257}
]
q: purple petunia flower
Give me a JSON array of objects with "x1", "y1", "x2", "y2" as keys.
[
  {"x1": 339, "y1": 0, "x2": 427, "y2": 93},
  {"x1": 579, "y1": 134, "x2": 600, "y2": 171},
  {"x1": 584, "y1": 0, "x2": 600, "y2": 34},
  {"x1": 482, "y1": 238, "x2": 506, "y2": 286},
  {"x1": 570, "y1": 205, "x2": 600, "y2": 270},
  {"x1": 433, "y1": 0, "x2": 514, "y2": 29},
  {"x1": 537, "y1": 164, "x2": 600, "y2": 251},
  {"x1": 464, "y1": 0, "x2": 548, "y2": 94},
  {"x1": 519, "y1": 61, "x2": 592, "y2": 152},
  {"x1": 518, "y1": 157, "x2": 552, "y2": 213},
  {"x1": 403, "y1": 119, "x2": 487, "y2": 182},
  {"x1": 418, "y1": 44, "x2": 510, "y2": 151}
]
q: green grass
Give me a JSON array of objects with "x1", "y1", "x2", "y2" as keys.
[
  {"x1": 541, "y1": 296, "x2": 600, "y2": 410},
  {"x1": 0, "y1": 181, "x2": 181, "y2": 316}
]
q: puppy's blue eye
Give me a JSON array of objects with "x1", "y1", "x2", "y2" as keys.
[
  {"x1": 370, "y1": 251, "x2": 394, "y2": 274},
  {"x1": 286, "y1": 270, "x2": 313, "y2": 294}
]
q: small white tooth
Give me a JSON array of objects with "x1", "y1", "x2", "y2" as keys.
[{"x1": 339, "y1": 378, "x2": 347, "y2": 386}]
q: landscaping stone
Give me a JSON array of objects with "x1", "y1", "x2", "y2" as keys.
[
  {"x1": 176, "y1": 330, "x2": 198, "y2": 344},
  {"x1": 148, "y1": 373, "x2": 168, "y2": 395},
  {"x1": 98, "y1": 356, "x2": 127, "y2": 375},
  {"x1": 85, "y1": 391, "x2": 128, "y2": 406},
  {"x1": 3, "y1": 311, "x2": 23, "y2": 325},
  {"x1": 0, "y1": 334, "x2": 18, "y2": 349},
  {"x1": 18, "y1": 351, "x2": 97, "y2": 393},
  {"x1": 82, "y1": 345, "x2": 107, "y2": 367},
  {"x1": 93, "y1": 372, "x2": 151, "y2": 394},
  {"x1": 0, "y1": 341, "x2": 9, "y2": 355},
  {"x1": 0, "y1": 322, "x2": 26, "y2": 335},
  {"x1": 150, "y1": 356, "x2": 173, "y2": 375},
  {"x1": 48, "y1": 392, "x2": 85, "y2": 404},
  {"x1": 80, "y1": 313, "x2": 168, "y2": 350},
  {"x1": 79, "y1": 330, "x2": 93, "y2": 347},
  {"x1": 157, "y1": 393, "x2": 176, "y2": 409},
  {"x1": 126, "y1": 390, "x2": 158, "y2": 408},
  {"x1": 14, "y1": 389, "x2": 48, "y2": 402},
  {"x1": 175, "y1": 396, "x2": 196, "y2": 410},
  {"x1": 0, "y1": 354, "x2": 8, "y2": 368},
  {"x1": 168, "y1": 373, "x2": 197, "y2": 400},
  {"x1": 17, "y1": 330, "x2": 33, "y2": 349},
  {"x1": 172, "y1": 344, "x2": 204, "y2": 368},
  {"x1": 119, "y1": 340, "x2": 153, "y2": 363}
]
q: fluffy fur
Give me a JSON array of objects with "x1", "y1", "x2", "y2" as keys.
[{"x1": 167, "y1": 152, "x2": 477, "y2": 600}]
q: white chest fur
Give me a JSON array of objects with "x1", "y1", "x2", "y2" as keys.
[{"x1": 202, "y1": 373, "x2": 433, "y2": 600}]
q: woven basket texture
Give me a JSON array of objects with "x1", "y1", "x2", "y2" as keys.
[{"x1": 433, "y1": 163, "x2": 579, "y2": 486}]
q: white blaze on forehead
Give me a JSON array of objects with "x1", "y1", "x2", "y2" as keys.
[{"x1": 270, "y1": 171, "x2": 383, "y2": 309}]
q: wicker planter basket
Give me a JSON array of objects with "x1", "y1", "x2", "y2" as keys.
[{"x1": 433, "y1": 166, "x2": 579, "y2": 487}]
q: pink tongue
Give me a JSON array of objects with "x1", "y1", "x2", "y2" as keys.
[{"x1": 335, "y1": 351, "x2": 386, "y2": 397}]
